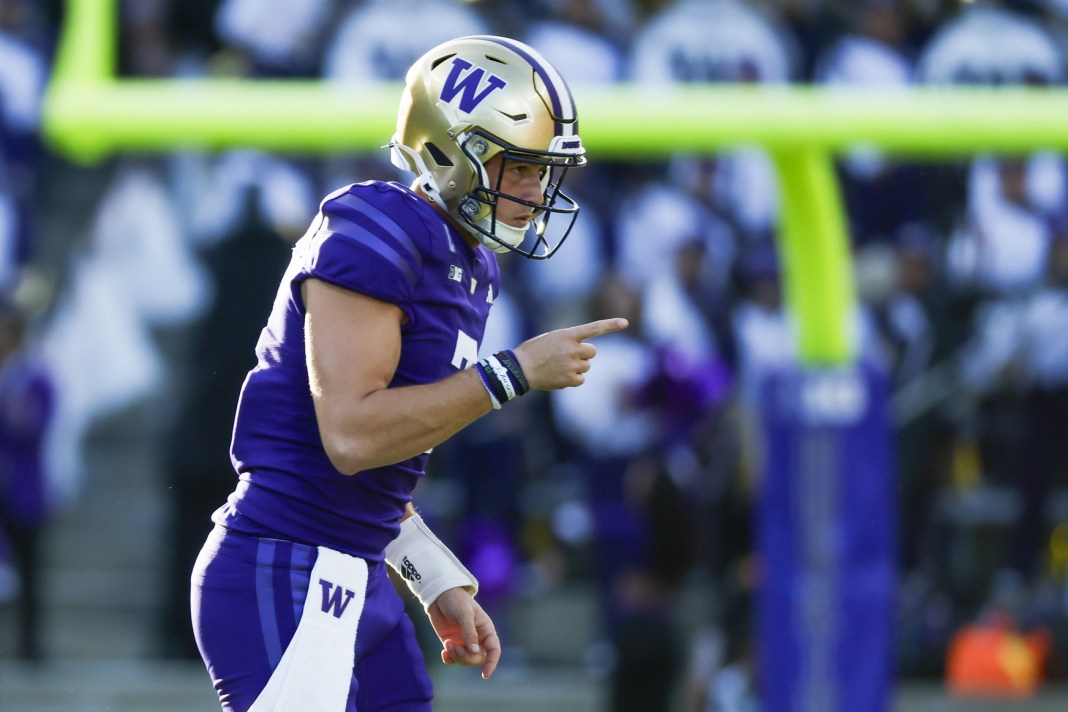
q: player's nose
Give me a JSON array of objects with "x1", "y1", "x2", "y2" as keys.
[{"x1": 519, "y1": 174, "x2": 544, "y2": 202}]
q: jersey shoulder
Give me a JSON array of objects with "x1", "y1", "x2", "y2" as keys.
[
  {"x1": 320, "y1": 180, "x2": 453, "y2": 254},
  {"x1": 297, "y1": 181, "x2": 445, "y2": 304}
]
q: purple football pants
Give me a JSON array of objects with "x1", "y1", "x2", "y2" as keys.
[{"x1": 191, "y1": 525, "x2": 433, "y2": 711}]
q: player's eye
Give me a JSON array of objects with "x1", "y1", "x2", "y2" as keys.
[{"x1": 514, "y1": 164, "x2": 547, "y2": 183}]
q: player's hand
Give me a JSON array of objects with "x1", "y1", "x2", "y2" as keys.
[
  {"x1": 512, "y1": 317, "x2": 629, "y2": 391},
  {"x1": 427, "y1": 587, "x2": 501, "y2": 680}
]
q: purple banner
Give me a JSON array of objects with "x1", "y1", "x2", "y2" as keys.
[{"x1": 757, "y1": 363, "x2": 896, "y2": 712}]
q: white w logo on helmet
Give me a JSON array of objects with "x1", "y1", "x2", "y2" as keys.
[{"x1": 439, "y1": 58, "x2": 507, "y2": 113}]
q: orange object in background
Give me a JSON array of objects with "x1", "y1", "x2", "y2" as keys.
[{"x1": 945, "y1": 614, "x2": 1053, "y2": 699}]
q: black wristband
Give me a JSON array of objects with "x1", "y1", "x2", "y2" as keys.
[{"x1": 495, "y1": 350, "x2": 530, "y2": 396}]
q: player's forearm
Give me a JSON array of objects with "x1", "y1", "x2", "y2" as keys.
[{"x1": 317, "y1": 367, "x2": 493, "y2": 475}]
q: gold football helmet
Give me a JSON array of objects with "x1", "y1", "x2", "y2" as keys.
[{"x1": 390, "y1": 35, "x2": 586, "y2": 259}]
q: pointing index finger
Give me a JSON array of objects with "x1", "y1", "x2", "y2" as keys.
[{"x1": 574, "y1": 317, "x2": 629, "y2": 342}]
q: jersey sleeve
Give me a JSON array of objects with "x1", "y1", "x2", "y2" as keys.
[{"x1": 293, "y1": 184, "x2": 426, "y2": 317}]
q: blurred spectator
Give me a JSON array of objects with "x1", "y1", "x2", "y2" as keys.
[
  {"x1": 629, "y1": 0, "x2": 796, "y2": 84},
  {"x1": 522, "y1": 0, "x2": 632, "y2": 84},
  {"x1": 214, "y1": 0, "x2": 335, "y2": 77},
  {"x1": 814, "y1": 0, "x2": 934, "y2": 249},
  {"x1": 730, "y1": 240, "x2": 792, "y2": 410},
  {"x1": 628, "y1": 0, "x2": 797, "y2": 245},
  {"x1": 641, "y1": 236, "x2": 736, "y2": 371},
  {"x1": 121, "y1": 0, "x2": 175, "y2": 77},
  {"x1": 515, "y1": 186, "x2": 609, "y2": 332},
  {"x1": 632, "y1": 233, "x2": 739, "y2": 660},
  {"x1": 1008, "y1": 235, "x2": 1068, "y2": 585},
  {"x1": 323, "y1": 0, "x2": 489, "y2": 82},
  {"x1": 613, "y1": 162, "x2": 738, "y2": 291},
  {"x1": 0, "y1": 0, "x2": 47, "y2": 289},
  {"x1": 551, "y1": 267, "x2": 716, "y2": 709},
  {"x1": 0, "y1": 290, "x2": 56, "y2": 661},
  {"x1": 608, "y1": 454, "x2": 699, "y2": 712},
  {"x1": 862, "y1": 225, "x2": 959, "y2": 576},
  {"x1": 961, "y1": 235, "x2": 1068, "y2": 580},
  {"x1": 549, "y1": 272, "x2": 673, "y2": 702},
  {"x1": 553, "y1": 273, "x2": 661, "y2": 468},
  {"x1": 41, "y1": 159, "x2": 209, "y2": 507},
  {"x1": 946, "y1": 153, "x2": 1067, "y2": 297},
  {"x1": 917, "y1": 3, "x2": 1064, "y2": 86}
]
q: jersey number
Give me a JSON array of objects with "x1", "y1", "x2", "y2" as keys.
[{"x1": 451, "y1": 330, "x2": 479, "y2": 371}]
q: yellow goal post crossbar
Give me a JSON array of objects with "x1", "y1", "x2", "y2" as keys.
[{"x1": 41, "y1": 0, "x2": 1068, "y2": 365}]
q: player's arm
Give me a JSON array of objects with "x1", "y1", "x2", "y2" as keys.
[
  {"x1": 303, "y1": 278, "x2": 490, "y2": 474},
  {"x1": 303, "y1": 277, "x2": 627, "y2": 474}
]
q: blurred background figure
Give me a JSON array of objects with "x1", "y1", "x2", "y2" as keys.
[
  {"x1": 213, "y1": 0, "x2": 334, "y2": 77},
  {"x1": 0, "y1": 0, "x2": 48, "y2": 290},
  {"x1": 39, "y1": 158, "x2": 210, "y2": 511},
  {"x1": 550, "y1": 271, "x2": 681, "y2": 711},
  {"x1": 521, "y1": 0, "x2": 633, "y2": 84},
  {"x1": 0, "y1": 279, "x2": 55, "y2": 662},
  {"x1": 917, "y1": 2, "x2": 1064, "y2": 87},
  {"x1": 324, "y1": 0, "x2": 490, "y2": 82},
  {"x1": 628, "y1": 0, "x2": 796, "y2": 249},
  {"x1": 813, "y1": 0, "x2": 933, "y2": 252}
]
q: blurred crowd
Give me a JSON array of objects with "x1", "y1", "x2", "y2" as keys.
[{"x1": 3, "y1": 0, "x2": 1068, "y2": 708}]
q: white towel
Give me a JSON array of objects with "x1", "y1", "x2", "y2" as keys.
[{"x1": 249, "y1": 547, "x2": 369, "y2": 712}]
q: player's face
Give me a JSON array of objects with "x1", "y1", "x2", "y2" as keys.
[{"x1": 484, "y1": 153, "x2": 546, "y2": 229}]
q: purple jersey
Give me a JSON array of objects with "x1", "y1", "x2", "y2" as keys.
[
  {"x1": 0, "y1": 351, "x2": 55, "y2": 527},
  {"x1": 214, "y1": 181, "x2": 499, "y2": 560}
]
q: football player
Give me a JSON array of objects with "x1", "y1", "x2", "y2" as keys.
[{"x1": 189, "y1": 35, "x2": 627, "y2": 711}]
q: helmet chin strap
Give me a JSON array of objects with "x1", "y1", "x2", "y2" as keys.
[{"x1": 473, "y1": 213, "x2": 529, "y2": 253}]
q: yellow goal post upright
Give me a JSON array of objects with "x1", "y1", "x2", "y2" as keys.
[{"x1": 42, "y1": 0, "x2": 1068, "y2": 364}]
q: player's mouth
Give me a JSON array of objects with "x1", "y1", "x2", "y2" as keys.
[{"x1": 502, "y1": 213, "x2": 533, "y2": 227}]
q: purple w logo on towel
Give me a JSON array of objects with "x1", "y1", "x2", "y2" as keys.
[{"x1": 319, "y1": 579, "x2": 356, "y2": 619}]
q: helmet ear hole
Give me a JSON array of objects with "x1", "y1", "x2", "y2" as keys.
[
  {"x1": 424, "y1": 142, "x2": 453, "y2": 167},
  {"x1": 460, "y1": 197, "x2": 482, "y2": 217}
]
